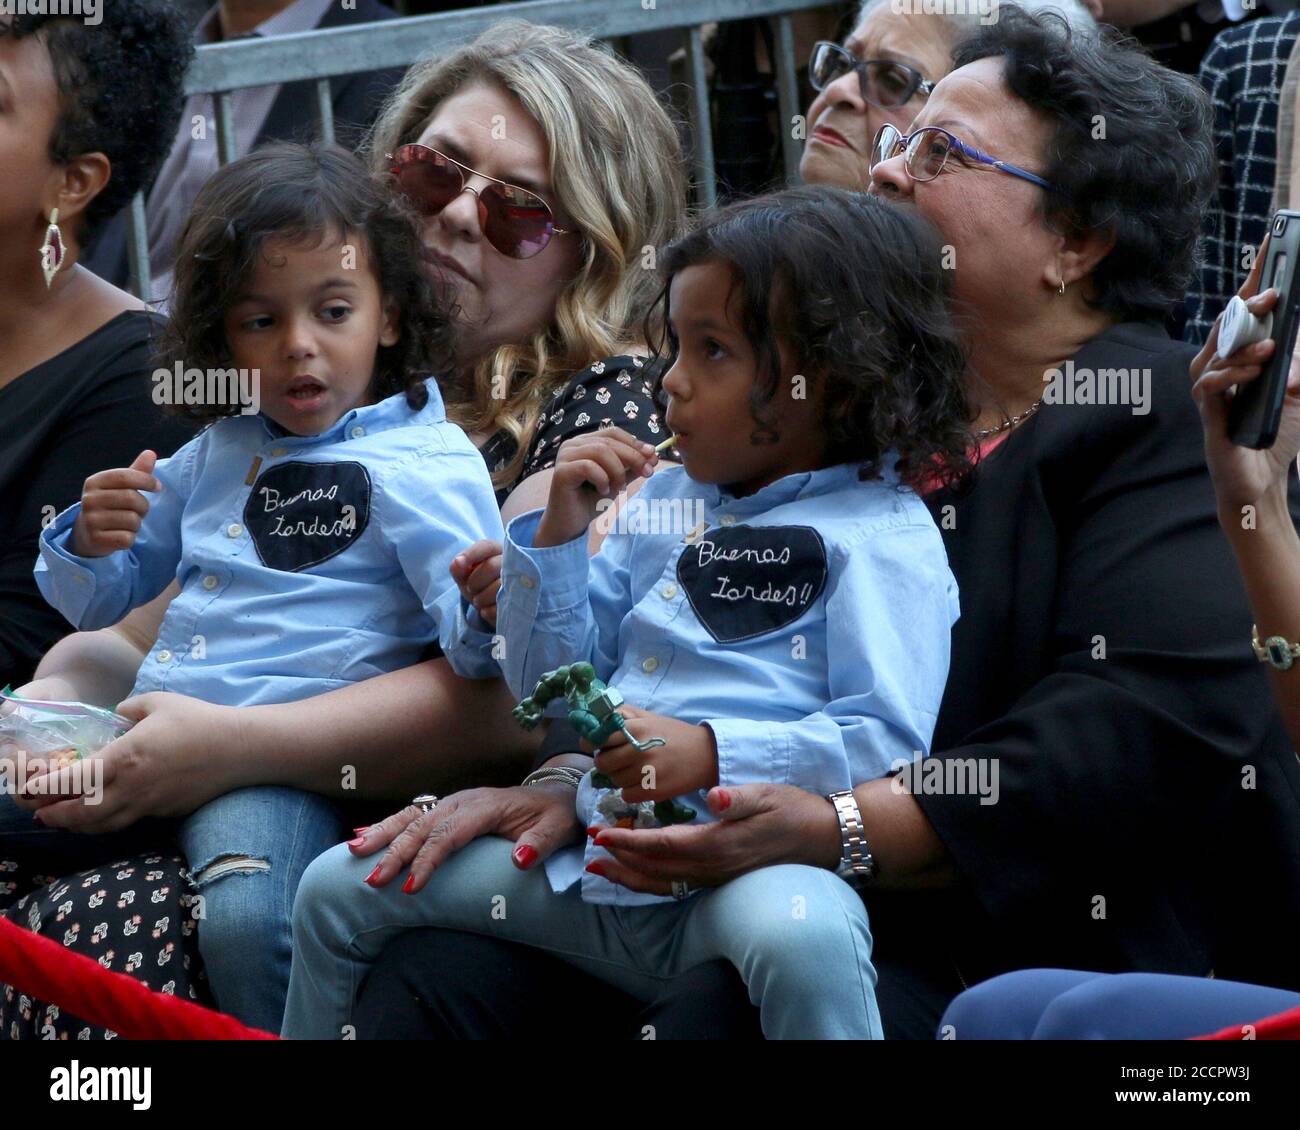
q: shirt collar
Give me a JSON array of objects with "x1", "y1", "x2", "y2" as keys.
[
  {"x1": 255, "y1": 377, "x2": 449, "y2": 445},
  {"x1": 197, "y1": 0, "x2": 335, "y2": 44},
  {"x1": 710, "y1": 460, "x2": 885, "y2": 513}
]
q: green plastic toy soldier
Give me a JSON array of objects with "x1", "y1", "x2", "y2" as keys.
[{"x1": 513, "y1": 662, "x2": 694, "y2": 825}]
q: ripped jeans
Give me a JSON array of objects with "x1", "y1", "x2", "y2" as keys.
[
  {"x1": 179, "y1": 787, "x2": 346, "y2": 1032},
  {"x1": 0, "y1": 786, "x2": 344, "y2": 1032}
]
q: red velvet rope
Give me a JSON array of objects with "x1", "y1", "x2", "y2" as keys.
[
  {"x1": 0, "y1": 917, "x2": 276, "y2": 1040},
  {"x1": 1193, "y1": 1002, "x2": 1300, "y2": 1041}
]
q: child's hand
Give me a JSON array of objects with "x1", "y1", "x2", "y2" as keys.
[
  {"x1": 586, "y1": 704, "x2": 719, "y2": 801},
  {"x1": 533, "y1": 428, "x2": 656, "y2": 548},
  {"x1": 449, "y1": 539, "x2": 503, "y2": 628},
  {"x1": 72, "y1": 450, "x2": 160, "y2": 559}
]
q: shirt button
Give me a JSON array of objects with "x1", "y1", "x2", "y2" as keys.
[
  {"x1": 350, "y1": 426, "x2": 366, "y2": 439},
  {"x1": 641, "y1": 656, "x2": 659, "y2": 674},
  {"x1": 203, "y1": 575, "x2": 219, "y2": 591},
  {"x1": 157, "y1": 650, "x2": 172, "y2": 664},
  {"x1": 719, "y1": 515, "x2": 737, "y2": 527},
  {"x1": 661, "y1": 584, "x2": 678, "y2": 600},
  {"x1": 519, "y1": 575, "x2": 536, "y2": 589},
  {"x1": 226, "y1": 523, "x2": 243, "y2": 538}
]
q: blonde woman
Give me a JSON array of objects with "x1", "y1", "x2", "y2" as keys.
[
  {"x1": 370, "y1": 19, "x2": 686, "y2": 528},
  {"x1": 5, "y1": 22, "x2": 688, "y2": 1032}
]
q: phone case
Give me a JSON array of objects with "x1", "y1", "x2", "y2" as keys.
[{"x1": 1229, "y1": 209, "x2": 1300, "y2": 448}]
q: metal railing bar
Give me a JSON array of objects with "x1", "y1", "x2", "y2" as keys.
[
  {"x1": 314, "y1": 78, "x2": 336, "y2": 146},
  {"x1": 686, "y1": 24, "x2": 717, "y2": 209},
  {"x1": 184, "y1": 0, "x2": 830, "y2": 94},
  {"x1": 775, "y1": 14, "x2": 803, "y2": 184}
]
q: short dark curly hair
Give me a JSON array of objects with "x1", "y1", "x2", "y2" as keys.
[
  {"x1": 1, "y1": 0, "x2": 193, "y2": 245},
  {"x1": 646, "y1": 185, "x2": 973, "y2": 488},
  {"x1": 156, "y1": 142, "x2": 454, "y2": 423},
  {"x1": 951, "y1": 4, "x2": 1215, "y2": 322}
]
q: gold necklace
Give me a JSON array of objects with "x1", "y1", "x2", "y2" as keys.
[{"x1": 974, "y1": 396, "x2": 1044, "y2": 440}]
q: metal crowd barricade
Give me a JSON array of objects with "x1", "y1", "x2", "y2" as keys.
[{"x1": 126, "y1": 0, "x2": 832, "y2": 299}]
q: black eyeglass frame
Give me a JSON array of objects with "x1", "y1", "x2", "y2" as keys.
[{"x1": 808, "y1": 40, "x2": 934, "y2": 110}]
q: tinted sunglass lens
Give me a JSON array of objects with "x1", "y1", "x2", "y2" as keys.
[
  {"x1": 482, "y1": 184, "x2": 554, "y2": 259},
  {"x1": 393, "y1": 147, "x2": 461, "y2": 214},
  {"x1": 810, "y1": 44, "x2": 847, "y2": 90},
  {"x1": 863, "y1": 62, "x2": 918, "y2": 108}
]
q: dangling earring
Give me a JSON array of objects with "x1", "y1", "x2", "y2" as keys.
[{"x1": 40, "y1": 208, "x2": 65, "y2": 288}]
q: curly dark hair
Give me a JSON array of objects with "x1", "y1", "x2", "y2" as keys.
[
  {"x1": 951, "y1": 4, "x2": 1215, "y2": 322},
  {"x1": 157, "y1": 142, "x2": 453, "y2": 424},
  {"x1": 645, "y1": 185, "x2": 973, "y2": 488},
  {"x1": 1, "y1": 0, "x2": 193, "y2": 245}
]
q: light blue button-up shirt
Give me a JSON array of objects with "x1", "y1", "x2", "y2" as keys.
[
  {"x1": 494, "y1": 461, "x2": 960, "y2": 905},
  {"x1": 35, "y1": 379, "x2": 503, "y2": 707}
]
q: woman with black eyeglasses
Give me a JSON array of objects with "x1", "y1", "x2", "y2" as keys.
[{"x1": 800, "y1": 0, "x2": 1095, "y2": 192}]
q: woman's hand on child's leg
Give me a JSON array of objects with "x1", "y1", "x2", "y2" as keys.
[
  {"x1": 450, "y1": 539, "x2": 503, "y2": 627},
  {"x1": 348, "y1": 783, "x2": 584, "y2": 895},
  {"x1": 534, "y1": 428, "x2": 657, "y2": 548},
  {"x1": 586, "y1": 705, "x2": 719, "y2": 800}
]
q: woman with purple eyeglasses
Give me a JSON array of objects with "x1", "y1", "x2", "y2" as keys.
[
  {"x1": 800, "y1": 0, "x2": 1095, "y2": 192},
  {"x1": 359, "y1": 6, "x2": 1300, "y2": 1040}
]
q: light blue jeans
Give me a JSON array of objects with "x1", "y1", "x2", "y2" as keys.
[
  {"x1": 282, "y1": 835, "x2": 882, "y2": 1040},
  {"x1": 0, "y1": 785, "x2": 344, "y2": 1033},
  {"x1": 178, "y1": 786, "x2": 346, "y2": 1032}
]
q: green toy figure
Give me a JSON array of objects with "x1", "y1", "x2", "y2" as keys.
[{"x1": 513, "y1": 662, "x2": 695, "y2": 826}]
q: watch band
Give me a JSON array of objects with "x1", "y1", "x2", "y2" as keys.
[
  {"x1": 1251, "y1": 624, "x2": 1300, "y2": 671},
  {"x1": 828, "y1": 789, "x2": 876, "y2": 885}
]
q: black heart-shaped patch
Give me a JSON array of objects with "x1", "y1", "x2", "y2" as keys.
[
  {"x1": 243, "y1": 460, "x2": 371, "y2": 572},
  {"x1": 677, "y1": 525, "x2": 828, "y2": 644}
]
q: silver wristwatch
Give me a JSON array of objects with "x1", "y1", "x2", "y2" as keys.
[{"x1": 828, "y1": 789, "x2": 876, "y2": 886}]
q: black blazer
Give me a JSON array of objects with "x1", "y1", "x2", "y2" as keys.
[
  {"x1": 83, "y1": 0, "x2": 405, "y2": 290},
  {"x1": 892, "y1": 322, "x2": 1300, "y2": 994}
]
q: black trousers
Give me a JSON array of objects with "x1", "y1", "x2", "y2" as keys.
[{"x1": 351, "y1": 924, "x2": 963, "y2": 1040}]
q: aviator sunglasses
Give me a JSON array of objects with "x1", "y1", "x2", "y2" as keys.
[{"x1": 388, "y1": 143, "x2": 571, "y2": 260}]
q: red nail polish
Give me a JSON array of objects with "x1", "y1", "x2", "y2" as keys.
[
  {"x1": 401, "y1": 874, "x2": 416, "y2": 894},
  {"x1": 364, "y1": 865, "x2": 383, "y2": 885},
  {"x1": 347, "y1": 837, "x2": 366, "y2": 848},
  {"x1": 513, "y1": 844, "x2": 538, "y2": 868},
  {"x1": 715, "y1": 789, "x2": 732, "y2": 811},
  {"x1": 585, "y1": 826, "x2": 603, "y2": 838},
  {"x1": 585, "y1": 861, "x2": 607, "y2": 877},
  {"x1": 353, "y1": 826, "x2": 369, "y2": 835}
]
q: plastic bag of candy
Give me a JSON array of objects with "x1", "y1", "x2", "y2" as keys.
[{"x1": 0, "y1": 687, "x2": 133, "y2": 765}]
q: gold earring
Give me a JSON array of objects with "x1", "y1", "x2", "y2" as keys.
[{"x1": 40, "y1": 207, "x2": 65, "y2": 288}]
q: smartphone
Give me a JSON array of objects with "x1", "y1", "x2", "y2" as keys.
[{"x1": 1229, "y1": 209, "x2": 1300, "y2": 448}]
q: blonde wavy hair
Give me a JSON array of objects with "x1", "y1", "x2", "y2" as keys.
[{"x1": 367, "y1": 20, "x2": 688, "y2": 489}]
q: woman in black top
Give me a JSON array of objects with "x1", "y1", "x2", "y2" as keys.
[
  {"x1": 351, "y1": 9, "x2": 1300, "y2": 1039},
  {"x1": 0, "y1": 5, "x2": 193, "y2": 689},
  {"x1": 1, "y1": 24, "x2": 699, "y2": 1036}
]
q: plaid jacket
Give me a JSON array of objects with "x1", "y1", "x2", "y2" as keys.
[{"x1": 1186, "y1": 14, "x2": 1300, "y2": 344}]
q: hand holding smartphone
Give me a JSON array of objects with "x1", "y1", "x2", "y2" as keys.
[{"x1": 1229, "y1": 211, "x2": 1300, "y2": 448}]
